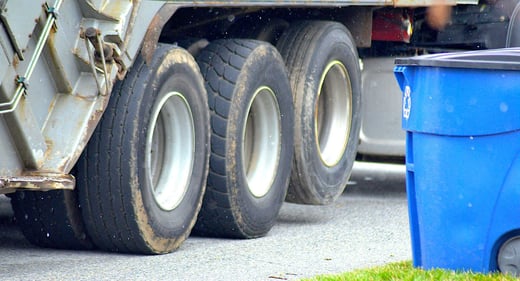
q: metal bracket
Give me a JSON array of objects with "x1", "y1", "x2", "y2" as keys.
[
  {"x1": 0, "y1": 173, "x2": 74, "y2": 194},
  {"x1": 83, "y1": 27, "x2": 112, "y2": 96},
  {"x1": 0, "y1": 0, "x2": 62, "y2": 114}
]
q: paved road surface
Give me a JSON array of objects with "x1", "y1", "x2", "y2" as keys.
[{"x1": 0, "y1": 162, "x2": 410, "y2": 281}]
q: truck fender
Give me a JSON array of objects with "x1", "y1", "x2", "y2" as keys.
[{"x1": 141, "y1": 4, "x2": 178, "y2": 65}]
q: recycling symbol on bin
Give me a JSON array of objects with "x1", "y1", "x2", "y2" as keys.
[{"x1": 403, "y1": 86, "x2": 411, "y2": 119}]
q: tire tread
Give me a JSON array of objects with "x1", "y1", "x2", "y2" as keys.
[
  {"x1": 10, "y1": 190, "x2": 94, "y2": 250},
  {"x1": 194, "y1": 40, "x2": 253, "y2": 237},
  {"x1": 77, "y1": 55, "x2": 151, "y2": 253},
  {"x1": 277, "y1": 21, "x2": 361, "y2": 204}
]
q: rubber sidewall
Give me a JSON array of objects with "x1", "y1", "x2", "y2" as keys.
[
  {"x1": 227, "y1": 44, "x2": 293, "y2": 234},
  {"x1": 279, "y1": 21, "x2": 362, "y2": 204},
  {"x1": 137, "y1": 50, "x2": 209, "y2": 238},
  {"x1": 77, "y1": 45, "x2": 209, "y2": 254},
  {"x1": 194, "y1": 40, "x2": 293, "y2": 238}
]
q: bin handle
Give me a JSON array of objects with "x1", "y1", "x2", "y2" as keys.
[
  {"x1": 393, "y1": 66, "x2": 407, "y2": 93},
  {"x1": 394, "y1": 66, "x2": 412, "y2": 120}
]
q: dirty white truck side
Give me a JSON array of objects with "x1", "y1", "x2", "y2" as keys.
[{"x1": 0, "y1": 0, "x2": 481, "y2": 254}]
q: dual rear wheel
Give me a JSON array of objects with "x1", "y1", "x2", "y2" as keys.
[
  {"x1": 277, "y1": 21, "x2": 361, "y2": 205},
  {"x1": 73, "y1": 45, "x2": 211, "y2": 254},
  {"x1": 10, "y1": 20, "x2": 361, "y2": 253},
  {"x1": 12, "y1": 45, "x2": 211, "y2": 254},
  {"x1": 193, "y1": 39, "x2": 294, "y2": 238}
]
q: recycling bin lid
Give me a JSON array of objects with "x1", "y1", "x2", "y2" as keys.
[{"x1": 395, "y1": 48, "x2": 520, "y2": 70}]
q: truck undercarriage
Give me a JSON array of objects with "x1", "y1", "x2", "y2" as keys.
[{"x1": 0, "y1": 1, "x2": 518, "y2": 274}]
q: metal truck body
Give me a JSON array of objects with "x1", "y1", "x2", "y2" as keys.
[
  {"x1": 0, "y1": 1, "x2": 163, "y2": 190},
  {"x1": 0, "y1": 0, "x2": 491, "y2": 191}
]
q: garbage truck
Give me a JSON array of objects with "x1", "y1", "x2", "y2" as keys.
[{"x1": 3, "y1": 0, "x2": 517, "y2": 255}]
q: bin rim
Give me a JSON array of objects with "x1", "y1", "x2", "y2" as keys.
[{"x1": 395, "y1": 48, "x2": 520, "y2": 71}]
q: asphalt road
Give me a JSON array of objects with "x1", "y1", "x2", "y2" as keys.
[{"x1": 0, "y1": 162, "x2": 410, "y2": 281}]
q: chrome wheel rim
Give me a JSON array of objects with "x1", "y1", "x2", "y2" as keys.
[
  {"x1": 242, "y1": 86, "x2": 281, "y2": 198},
  {"x1": 315, "y1": 60, "x2": 352, "y2": 167},
  {"x1": 146, "y1": 92, "x2": 195, "y2": 211}
]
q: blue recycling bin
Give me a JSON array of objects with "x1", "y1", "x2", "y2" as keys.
[{"x1": 394, "y1": 48, "x2": 520, "y2": 275}]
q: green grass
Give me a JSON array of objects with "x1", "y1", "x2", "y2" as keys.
[{"x1": 304, "y1": 261, "x2": 517, "y2": 281}]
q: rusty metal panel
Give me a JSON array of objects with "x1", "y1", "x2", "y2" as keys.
[
  {"x1": 0, "y1": 0, "x2": 478, "y2": 192},
  {"x1": 0, "y1": 173, "x2": 74, "y2": 194},
  {"x1": 392, "y1": 0, "x2": 473, "y2": 7},
  {"x1": 0, "y1": 0, "x2": 161, "y2": 185},
  {"x1": 166, "y1": 0, "x2": 477, "y2": 7},
  {"x1": 171, "y1": 0, "x2": 392, "y2": 6},
  {"x1": 0, "y1": 0, "x2": 48, "y2": 59},
  {"x1": 0, "y1": 115, "x2": 24, "y2": 175},
  {"x1": 342, "y1": 7, "x2": 373, "y2": 48}
]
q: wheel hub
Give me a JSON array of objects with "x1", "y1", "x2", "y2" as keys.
[
  {"x1": 146, "y1": 92, "x2": 195, "y2": 211},
  {"x1": 242, "y1": 86, "x2": 281, "y2": 198},
  {"x1": 315, "y1": 60, "x2": 352, "y2": 167}
]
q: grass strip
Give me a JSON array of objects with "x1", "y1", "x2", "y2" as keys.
[{"x1": 304, "y1": 261, "x2": 517, "y2": 281}]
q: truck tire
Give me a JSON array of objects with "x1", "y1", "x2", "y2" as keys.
[
  {"x1": 173, "y1": 38, "x2": 209, "y2": 57},
  {"x1": 277, "y1": 21, "x2": 361, "y2": 205},
  {"x1": 10, "y1": 190, "x2": 94, "y2": 250},
  {"x1": 75, "y1": 45, "x2": 210, "y2": 254},
  {"x1": 193, "y1": 39, "x2": 293, "y2": 238}
]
